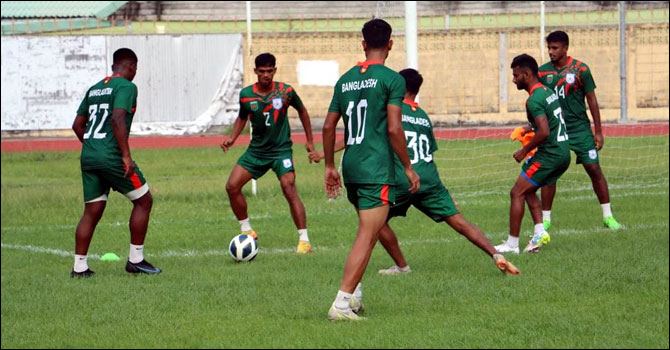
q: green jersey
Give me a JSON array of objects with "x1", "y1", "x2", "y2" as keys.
[
  {"x1": 526, "y1": 83, "x2": 570, "y2": 159},
  {"x1": 539, "y1": 57, "x2": 596, "y2": 135},
  {"x1": 328, "y1": 61, "x2": 405, "y2": 184},
  {"x1": 394, "y1": 100, "x2": 441, "y2": 192},
  {"x1": 238, "y1": 82, "x2": 303, "y2": 158},
  {"x1": 76, "y1": 75, "x2": 137, "y2": 170}
]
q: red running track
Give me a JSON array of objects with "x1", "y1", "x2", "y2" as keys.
[{"x1": 2, "y1": 123, "x2": 667, "y2": 153}]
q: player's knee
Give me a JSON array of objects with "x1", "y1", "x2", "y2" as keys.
[
  {"x1": 226, "y1": 181, "x2": 241, "y2": 195},
  {"x1": 586, "y1": 165, "x2": 604, "y2": 179},
  {"x1": 510, "y1": 188, "x2": 523, "y2": 199},
  {"x1": 281, "y1": 183, "x2": 299, "y2": 199},
  {"x1": 134, "y1": 192, "x2": 153, "y2": 211}
]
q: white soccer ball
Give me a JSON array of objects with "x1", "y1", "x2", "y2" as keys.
[{"x1": 228, "y1": 234, "x2": 259, "y2": 262}]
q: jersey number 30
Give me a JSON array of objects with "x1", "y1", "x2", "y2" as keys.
[{"x1": 405, "y1": 131, "x2": 433, "y2": 164}]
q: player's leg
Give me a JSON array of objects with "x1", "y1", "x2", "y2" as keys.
[
  {"x1": 540, "y1": 183, "x2": 557, "y2": 230},
  {"x1": 73, "y1": 201, "x2": 106, "y2": 277},
  {"x1": 495, "y1": 175, "x2": 537, "y2": 254},
  {"x1": 526, "y1": 190, "x2": 545, "y2": 234},
  {"x1": 445, "y1": 214, "x2": 520, "y2": 275},
  {"x1": 278, "y1": 171, "x2": 306, "y2": 229},
  {"x1": 226, "y1": 163, "x2": 256, "y2": 238},
  {"x1": 573, "y1": 132, "x2": 620, "y2": 229},
  {"x1": 377, "y1": 223, "x2": 411, "y2": 274},
  {"x1": 523, "y1": 188, "x2": 551, "y2": 253},
  {"x1": 446, "y1": 213, "x2": 497, "y2": 257},
  {"x1": 226, "y1": 164, "x2": 254, "y2": 221},
  {"x1": 275, "y1": 156, "x2": 311, "y2": 253},
  {"x1": 109, "y1": 164, "x2": 161, "y2": 274},
  {"x1": 583, "y1": 163, "x2": 621, "y2": 230},
  {"x1": 377, "y1": 191, "x2": 412, "y2": 275},
  {"x1": 125, "y1": 191, "x2": 161, "y2": 274},
  {"x1": 330, "y1": 205, "x2": 389, "y2": 321},
  {"x1": 72, "y1": 170, "x2": 109, "y2": 277},
  {"x1": 329, "y1": 184, "x2": 393, "y2": 321}
]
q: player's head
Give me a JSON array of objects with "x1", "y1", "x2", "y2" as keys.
[
  {"x1": 112, "y1": 48, "x2": 138, "y2": 81},
  {"x1": 362, "y1": 19, "x2": 393, "y2": 53},
  {"x1": 254, "y1": 53, "x2": 277, "y2": 87},
  {"x1": 511, "y1": 54, "x2": 539, "y2": 91},
  {"x1": 546, "y1": 31, "x2": 569, "y2": 63},
  {"x1": 399, "y1": 68, "x2": 423, "y2": 95}
]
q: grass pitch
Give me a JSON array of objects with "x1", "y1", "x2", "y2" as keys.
[{"x1": 1, "y1": 136, "x2": 668, "y2": 348}]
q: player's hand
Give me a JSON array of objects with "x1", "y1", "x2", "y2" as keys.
[
  {"x1": 513, "y1": 149, "x2": 526, "y2": 163},
  {"x1": 324, "y1": 166, "x2": 342, "y2": 199},
  {"x1": 122, "y1": 155, "x2": 135, "y2": 179},
  {"x1": 309, "y1": 150, "x2": 325, "y2": 163},
  {"x1": 405, "y1": 167, "x2": 420, "y2": 194},
  {"x1": 594, "y1": 132, "x2": 604, "y2": 151},
  {"x1": 305, "y1": 142, "x2": 316, "y2": 163},
  {"x1": 220, "y1": 136, "x2": 235, "y2": 152}
]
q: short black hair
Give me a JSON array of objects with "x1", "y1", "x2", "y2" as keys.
[
  {"x1": 511, "y1": 54, "x2": 539, "y2": 76},
  {"x1": 399, "y1": 68, "x2": 423, "y2": 95},
  {"x1": 546, "y1": 31, "x2": 569, "y2": 46},
  {"x1": 362, "y1": 19, "x2": 392, "y2": 49},
  {"x1": 255, "y1": 53, "x2": 276, "y2": 68},
  {"x1": 113, "y1": 48, "x2": 137, "y2": 65}
]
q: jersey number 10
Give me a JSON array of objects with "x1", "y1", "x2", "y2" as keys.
[{"x1": 345, "y1": 99, "x2": 367, "y2": 145}]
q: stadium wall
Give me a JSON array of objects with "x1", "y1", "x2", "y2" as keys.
[
  {"x1": 247, "y1": 24, "x2": 669, "y2": 125},
  {"x1": 1, "y1": 34, "x2": 242, "y2": 133}
]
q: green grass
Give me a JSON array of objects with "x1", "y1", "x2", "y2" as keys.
[{"x1": 1, "y1": 136, "x2": 668, "y2": 348}]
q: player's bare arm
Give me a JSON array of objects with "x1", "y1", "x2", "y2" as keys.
[
  {"x1": 111, "y1": 108, "x2": 134, "y2": 178},
  {"x1": 72, "y1": 115, "x2": 88, "y2": 143},
  {"x1": 586, "y1": 91, "x2": 604, "y2": 150},
  {"x1": 309, "y1": 138, "x2": 345, "y2": 163},
  {"x1": 514, "y1": 115, "x2": 549, "y2": 162},
  {"x1": 387, "y1": 103, "x2": 419, "y2": 193},
  {"x1": 296, "y1": 105, "x2": 316, "y2": 159},
  {"x1": 220, "y1": 114, "x2": 249, "y2": 152},
  {"x1": 323, "y1": 111, "x2": 342, "y2": 199}
]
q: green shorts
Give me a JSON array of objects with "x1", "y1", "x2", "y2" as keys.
[
  {"x1": 82, "y1": 163, "x2": 148, "y2": 203},
  {"x1": 521, "y1": 153, "x2": 570, "y2": 187},
  {"x1": 389, "y1": 184, "x2": 459, "y2": 222},
  {"x1": 237, "y1": 151, "x2": 294, "y2": 179},
  {"x1": 345, "y1": 183, "x2": 395, "y2": 210},
  {"x1": 569, "y1": 131, "x2": 599, "y2": 164}
]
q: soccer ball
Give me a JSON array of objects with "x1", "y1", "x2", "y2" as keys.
[{"x1": 228, "y1": 234, "x2": 259, "y2": 262}]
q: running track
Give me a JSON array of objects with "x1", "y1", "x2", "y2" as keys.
[{"x1": 2, "y1": 123, "x2": 667, "y2": 153}]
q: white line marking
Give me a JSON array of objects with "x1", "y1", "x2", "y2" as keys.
[{"x1": 2, "y1": 223, "x2": 667, "y2": 260}]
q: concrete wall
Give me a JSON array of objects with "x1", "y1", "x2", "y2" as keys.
[
  {"x1": 1, "y1": 34, "x2": 241, "y2": 131},
  {"x1": 245, "y1": 24, "x2": 669, "y2": 124},
  {"x1": 116, "y1": 1, "x2": 668, "y2": 21}
]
